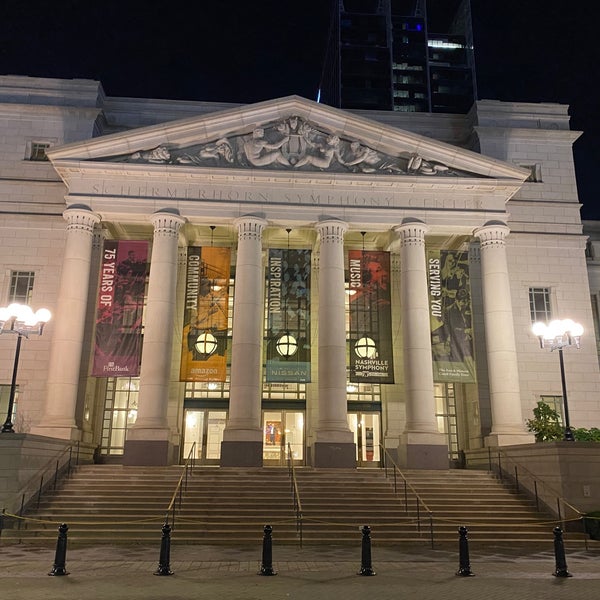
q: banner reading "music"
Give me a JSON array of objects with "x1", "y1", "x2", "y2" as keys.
[{"x1": 347, "y1": 250, "x2": 394, "y2": 383}]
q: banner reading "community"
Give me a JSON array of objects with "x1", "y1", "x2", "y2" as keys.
[
  {"x1": 347, "y1": 250, "x2": 394, "y2": 383},
  {"x1": 180, "y1": 246, "x2": 230, "y2": 382},
  {"x1": 427, "y1": 249, "x2": 476, "y2": 382},
  {"x1": 92, "y1": 240, "x2": 148, "y2": 377},
  {"x1": 265, "y1": 248, "x2": 312, "y2": 382}
]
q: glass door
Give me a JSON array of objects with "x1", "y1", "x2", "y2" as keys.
[
  {"x1": 182, "y1": 409, "x2": 227, "y2": 464},
  {"x1": 262, "y1": 410, "x2": 304, "y2": 465},
  {"x1": 348, "y1": 412, "x2": 381, "y2": 467}
]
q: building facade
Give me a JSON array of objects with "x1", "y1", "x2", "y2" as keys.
[
  {"x1": 0, "y1": 75, "x2": 599, "y2": 469},
  {"x1": 320, "y1": 0, "x2": 476, "y2": 113}
]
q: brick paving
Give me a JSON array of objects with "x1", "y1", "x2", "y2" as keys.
[{"x1": 1, "y1": 541, "x2": 599, "y2": 600}]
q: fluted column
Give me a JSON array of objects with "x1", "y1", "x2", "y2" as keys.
[
  {"x1": 220, "y1": 216, "x2": 268, "y2": 467},
  {"x1": 313, "y1": 219, "x2": 355, "y2": 468},
  {"x1": 394, "y1": 219, "x2": 447, "y2": 468},
  {"x1": 124, "y1": 208, "x2": 185, "y2": 465},
  {"x1": 474, "y1": 221, "x2": 532, "y2": 445},
  {"x1": 32, "y1": 204, "x2": 100, "y2": 440}
]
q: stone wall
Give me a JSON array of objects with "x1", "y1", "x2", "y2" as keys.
[{"x1": 0, "y1": 433, "x2": 94, "y2": 515}]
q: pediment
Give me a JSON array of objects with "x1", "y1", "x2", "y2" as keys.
[{"x1": 47, "y1": 96, "x2": 529, "y2": 183}]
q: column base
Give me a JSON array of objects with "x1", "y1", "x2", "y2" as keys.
[
  {"x1": 398, "y1": 432, "x2": 449, "y2": 469},
  {"x1": 485, "y1": 432, "x2": 535, "y2": 447},
  {"x1": 123, "y1": 440, "x2": 176, "y2": 466},
  {"x1": 313, "y1": 442, "x2": 356, "y2": 468},
  {"x1": 220, "y1": 441, "x2": 263, "y2": 467}
]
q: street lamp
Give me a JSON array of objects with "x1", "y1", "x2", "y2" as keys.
[
  {"x1": 532, "y1": 319, "x2": 583, "y2": 442},
  {"x1": 0, "y1": 303, "x2": 51, "y2": 433}
]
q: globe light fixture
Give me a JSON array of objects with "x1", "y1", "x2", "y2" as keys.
[
  {"x1": 531, "y1": 319, "x2": 583, "y2": 442},
  {"x1": 354, "y1": 336, "x2": 377, "y2": 359},
  {"x1": 276, "y1": 333, "x2": 298, "y2": 357},
  {"x1": 195, "y1": 332, "x2": 218, "y2": 356},
  {"x1": 0, "y1": 303, "x2": 52, "y2": 433}
]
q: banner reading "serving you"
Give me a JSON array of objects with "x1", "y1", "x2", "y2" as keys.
[{"x1": 428, "y1": 249, "x2": 476, "y2": 382}]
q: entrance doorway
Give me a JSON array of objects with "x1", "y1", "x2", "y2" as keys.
[
  {"x1": 182, "y1": 409, "x2": 227, "y2": 464},
  {"x1": 434, "y1": 383, "x2": 460, "y2": 463},
  {"x1": 348, "y1": 412, "x2": 381, "y2": 466},
  {"x1": 262, "y1": 410, "x2": 304, "y2": 465}
]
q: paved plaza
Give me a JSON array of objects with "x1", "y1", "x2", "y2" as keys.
[{"x1": 2, "y1": 540, "x2": 600, "y2": 600}]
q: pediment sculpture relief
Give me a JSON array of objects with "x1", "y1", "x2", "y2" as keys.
[{"x1": 110, "y1": 116, "x2": 478, "y2": 177}]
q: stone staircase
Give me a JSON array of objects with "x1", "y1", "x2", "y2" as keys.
[{"x1": 1, "y1": 465, "x2": 579, "y2": 546}]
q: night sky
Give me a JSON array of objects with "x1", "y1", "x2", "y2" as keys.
[{"x1": 2, "y1": 1, "x2": 598, "y2": 218}]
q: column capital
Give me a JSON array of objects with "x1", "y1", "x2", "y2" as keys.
[
  {"x1": 150, "y1": 208, "x2": 186, "y2": 237},
  {"x1": 473, "y1": 220, "x2": 510, "y2": 246},
  {"x1": 393, "y1": 218, "x2": 427, "y2": 246},
  {"x1": 315, "y1": 219, "x2": 348, "y2": 244},
  {"x1": 63, "y1": 204, "x2": 101, "y2": 232},
  {"x1": 234, "y1": 215, "x2": 268, "y2": 241}
]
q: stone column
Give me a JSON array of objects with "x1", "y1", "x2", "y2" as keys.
[
  {"x1": 313, "y1": 219, "x2": 355, "y2": 468},
  {"x1": 394, "y1": 218, "x2": 448, "y2": 468},
  {"x1": 124, "y1": 208, "x2": 185, "y2": 465},
  {"x1": 474, "y1": 221, "x2": 532, "y2": 445},
  {"x1": 31, "y1": 204, "x2": 100, "y2": 440},
  {"x1": 220, "y1": 216, "x2": 268, "y2": 467}
]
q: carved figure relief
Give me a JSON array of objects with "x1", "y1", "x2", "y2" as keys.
[{"x1": 108, "y1": 115, "x2": 477, "y2": 177}]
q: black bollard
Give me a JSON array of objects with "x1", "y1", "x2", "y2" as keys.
[
  {"x1": 258, "y1": 524, "x2": 277, "y2": 576},
  {"x1": 358, "y1": 525, "x2": 376, "y2": 576},
  {"x1": 552, "y1": 526, "x2": 572, "y2": 578},
  {"x1": 48, "y1": 523, "x2": 69, "y2": 576},
  {"x1": 456, "y1": 526, "x2": 474, "y2": 576},
  {"x1": 154, "y1": 522, "x2": 173, "y2": 576}
]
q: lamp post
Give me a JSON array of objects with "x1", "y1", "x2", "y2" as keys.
[
  {"x1": 0, "y1": 303, "x2": 51, "y2": 433},
  {"x1": 532, "y1": 319, "x2": 583, "y2": 442}
]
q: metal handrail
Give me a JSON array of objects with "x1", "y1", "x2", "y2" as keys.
[
  {"x1": 164, "y1": 442, "x2": 196, "y2": 530},
  {"x1": 379, "y1": 444, "x2": 435, "y2": 547},
  {"x1": 286, "y1": 442, "x2": 303, "y2": 547},
  {"x1": 488, "y1": 447, "x2": 585, "y2": 527},
  {"x1": 3, "y1": 441, "x2": 80, "y2": 521}
]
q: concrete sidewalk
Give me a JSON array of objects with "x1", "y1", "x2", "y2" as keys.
[{"x1": 2, "y1": 541, "x2": 600, "y2": 600}]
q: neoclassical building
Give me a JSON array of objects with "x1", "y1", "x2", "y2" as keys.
[{"x1": 1, "y1": 76, "x2": 599, "y2": 469}]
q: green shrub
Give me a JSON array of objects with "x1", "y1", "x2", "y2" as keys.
[
  {"x1": 584, "y1": 511, "x2": 600, "y2": 540},
  {"x1": 573, "y1": 428, "x2": 600, "y2": 442},
  {"x1": 526, "y1": 401, "x2": 563, "y2": 442}
]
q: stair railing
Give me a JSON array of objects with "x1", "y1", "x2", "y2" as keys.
[
  {"x1": 286, "y1": 442, "x2": 303, "y2": 547},
  {"x1": 1, "y1": 441, "x2": 80, "y2": 532},
  {"x1": 380, "y1": 444, "x2": 435, "y2": 548},
  {"x1": 487, "y1": 447, "x2": 585, "y2": 535},
  {"x1": 164, "y1": 442, "x2": 196, "y2": 531}
]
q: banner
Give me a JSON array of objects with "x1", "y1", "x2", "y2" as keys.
[
  {"x1": 266, "y1": 248, "x2": 311, "y2": 382},
  {"x1": 180, "y1": 246, "x2": 230, "y2": 382},
  {"x1": 428, "y1": 249, "x2": 476, "y2": 382},
  {"x1": 92, "y1": 240, "x2": 148, "y2": 377},
  {"x1": 347, "y1": 250, "x2": 394, "y2": 383}
]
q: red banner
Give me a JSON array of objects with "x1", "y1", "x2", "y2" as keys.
[
  {"x1": 92, "y1": 240, "x2": 148, "y2": 377},
  {"x1": 347, "y1": 250, "x2": 394, "y2": 383}
]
